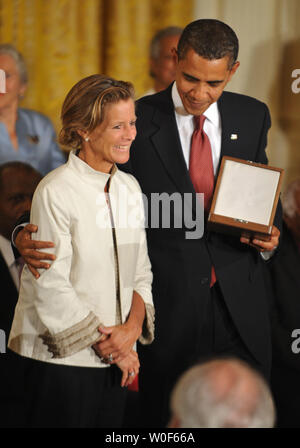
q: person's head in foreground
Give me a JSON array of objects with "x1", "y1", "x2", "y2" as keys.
[{"x1": 169, "y1": 357, "x2": 276, "y2": 428}]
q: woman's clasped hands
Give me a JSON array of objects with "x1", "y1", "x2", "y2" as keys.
[{"x1": 93, "y1": 320, "x2": 142, "y2": 387}]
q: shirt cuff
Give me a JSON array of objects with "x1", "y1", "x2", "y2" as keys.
[
  {"x1": 260, "y1": 247, "x2": 277, "y2": 261},
  {"x1": 11, "y1": 223, "x2": 28, "y2": 247},
  {"x1": 138, "y1": 303, "x2": 155, "y2": 345}
]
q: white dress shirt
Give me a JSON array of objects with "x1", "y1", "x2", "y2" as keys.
[{"x1": 172, "y1": 82, "x2": 221, "y2": 176}]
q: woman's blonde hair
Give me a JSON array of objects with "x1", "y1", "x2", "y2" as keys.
[{"x1": 59, "y1": 74, "x2": 135, "y2": 149}]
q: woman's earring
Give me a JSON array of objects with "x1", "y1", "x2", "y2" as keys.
[{"x1": 84, "y1": 137, "x2": 89, "y2": 142}]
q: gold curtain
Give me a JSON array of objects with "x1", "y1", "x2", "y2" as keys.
[
  {"x1": 102, "y1": 0, "x2": 193, "y2": 95},
  {"x1": 0, "y1": 0, "x2": 101, "y2": 133},
  {"x1": 0, "y1": 0, "x2": 192, "y2": 138}
]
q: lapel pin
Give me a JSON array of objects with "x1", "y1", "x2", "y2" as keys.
[{"x1": 230, "y1": 134, "x2": 238, "y2": 140}]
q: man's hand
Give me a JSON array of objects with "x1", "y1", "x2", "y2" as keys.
[
  {"x1": 93, "y1": 321, "x2": 142, "y2": 364},
  {"x1": 15, "y1": 224, "x2": 56, "y2": 278},
  {"x1": 240, "y1": 225, "x2": 280, "y2": 252}
]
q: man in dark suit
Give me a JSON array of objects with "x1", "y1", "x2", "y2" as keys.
[
  {"x1": 124, "y1": 19, "x2": 281, "y2": 426},
  {"x1": 268, "y1": 179, "x2": 300, "y2": 428},
  {"x1": 0, "y1": 161, "x2": 41, "y2": 427},
  {"x1": 14, "y1": 19, "x2": 280, "y2": 428}
]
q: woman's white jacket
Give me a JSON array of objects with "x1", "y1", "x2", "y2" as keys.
[{"x1": 9, "y1": 151, "x2": 154, "y2": 368}]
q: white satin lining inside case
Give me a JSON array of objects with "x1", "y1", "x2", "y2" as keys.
[{"x1": 214, "y1": 159, "x2": 280, "y2": 225}]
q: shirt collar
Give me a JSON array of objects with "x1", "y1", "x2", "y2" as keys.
[
  {"x1": 67, "y1": 150, "x2": 118, "y2": 179},
  {"x1": 171, "y1": 82, "x2": 220, "y2": 128}
]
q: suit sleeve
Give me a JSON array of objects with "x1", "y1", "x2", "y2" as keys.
[
  {"x1": 255, "y1": 103, "x2": 282, "y2": 234},
  {"x1": 253, "y1": 102, "x2": 270, "y2": 164}
]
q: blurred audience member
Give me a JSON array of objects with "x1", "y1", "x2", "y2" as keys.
[
  {"x1": 269, "y1": 179, "x2": 300, "y2": 428},
  {"x1": 0, "y1": 44, "x2": 65, "y2": 175},
  {"x1": 169, "y1": 358, "x2": 276, "y2": 428},
  {"x1": 0, "y1": 161, "x2": 41, "y2": 428},
  {"x1": 142, "y1": 26, "x2": 182, "y2": 96}
]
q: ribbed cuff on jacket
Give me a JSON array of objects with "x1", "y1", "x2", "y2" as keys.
[
  {"x1": 138, "y1": 303, "x2": 155, "y2": 345},
  {"x1": 41, "y1": 311, "x2": 102, "y2": 358}
]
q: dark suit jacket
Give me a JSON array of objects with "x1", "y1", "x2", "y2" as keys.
[
  {"x1": 0, "y1": 251, "x2": 26, "y2": 427},
  {"x1": 121, "y1": 85, "x2": 281, "y2": 382},
  {"x1": 0, "y1": 252, "x2": 18, "y2": 340}
]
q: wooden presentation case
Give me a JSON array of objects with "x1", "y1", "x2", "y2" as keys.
[{"x1": 208, "y1": 156, "x2": 284, "y2": 241}]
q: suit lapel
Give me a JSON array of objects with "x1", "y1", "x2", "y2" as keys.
[
  {"x1": 149, "y1": 86, "x2": 196, "y2": 196},
  {"x1": 148, "y1": 90, "x2": 245, "y2": 209}
]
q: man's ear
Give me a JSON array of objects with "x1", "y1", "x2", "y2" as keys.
[
  {"x1": 228, "y1": 61, "x2": 240, "y2": 82},
  {"x1": 172, "y1": 47, "x2": 179, "y2": 66},
  {"x1": 19, "y1": 82, "x2": 27, "y2": 99},
  {"x1": 150, "y1": 57, "x2": 157, "y2": 78}
]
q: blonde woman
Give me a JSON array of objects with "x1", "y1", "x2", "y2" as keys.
[{"x1": 9, "y1": 75, "x2": 154, "y2": 428}]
